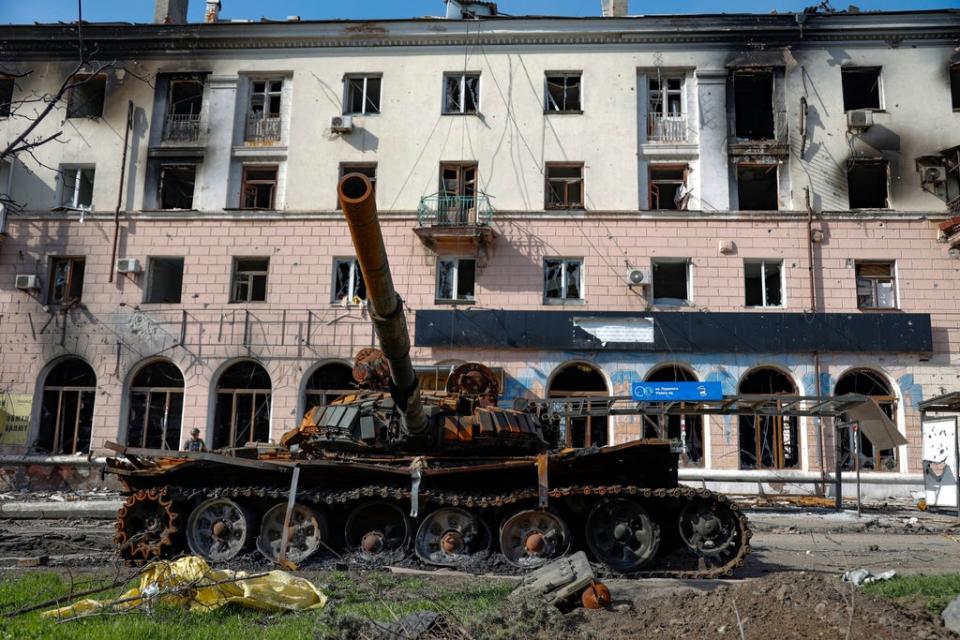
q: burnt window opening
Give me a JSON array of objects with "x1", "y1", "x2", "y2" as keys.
[
  {"x1": 835, "y1": 369, "x2": 898, "y2": 472},
  {"x1": 443, "y1": 73, "x2": 480, "y2": 114},
  {"x1": 338, "y1": 163, "x2": 376, "y2": 209},
  {"x1": 332, "y1": 257, "x2": 366, "y2": 304},
  {"x1": 737, "y1": 164, "x2": 779, "y2": 211},
  {"x1": 344, "y1": 74, "x2": 381, "y2": 115},
  {"x1": 37, "y1": 358, "x2": 96, "y2": 455},
  {"x1": 652, "y1": 259, "x2": 690, "y2": 305},
  {"x1": 58, "y1": 166, "x2": 95, "y2": 209},
  {"x1": 0, "y1": 76, "x2": 14, "y2": 118},
  {"x1": 436, "y1": 257, "x2": 476, "y2": 303},
  {"x1": 847, "y1": 160, "x2": 889, "y2": 209},
  {"x1": 241, "y1": 165, "x2": 278, "y2": 210},
  {"x1": 545, "y1": 163, "x2": 584, "y2": 209},
  {"x1": 644, "y1": 365, "x2": 704, "y2": 466},
  {"x1": 66, "y1": 74, "x2": 106, "y2": 118},
  {"x1": 855, "y1": 261, "x2": 897, "y2": 310},
  {"x1": 544, "y1": 258, "x2": 583, "y2": 302},
  {"x1": 213, "y1": 361, "x2": 271, "y2": 449},
  {"x1": 49, "y1": 257, "x2": 85, "y2": 305},
  {"x1": 304, "y1": 362, "x2": 355, "y2": 411},
  {"x1": 231, "y1": 257, "x2": 269, "y2": 303},
  {"x1": 649, "y1": 165, "x2": 689, "y2": 210},
  {"x1": 952, "y1": 65, "x2": 960, "y2": 111},
  {"x1": 158, "y1": 164, "x2": 196, "y2": 210},
  {"x1": 841, "y1": 67, "x2": 882, "y2": 112},
  {"x1": 127, "y1": 361, "x2": 184, "y2": 451},
  {"x1": 545, "y1": 72, "x2": 582, "y2": 113},
  {"x1": 162, "y1": 77, "x2": 204, "y2": 142},
  {"x1": 144, "y1": 257, "x2": 184, "y2": 304},
  {"x1": 439, "y1": 162, "x2": 478, "y2": 224},
  {"x1": 548, "y1": 363, "x2": 608, "y2": 448},
  {"x1": 744, "y1": 259, "x2": 783, "y2": 308},
  {"x1": 732, "y1": 70, "x2": 774, "y2": 140},
  {"x1": 738, "y1": 368, "x2": 799, "y2": 470}
]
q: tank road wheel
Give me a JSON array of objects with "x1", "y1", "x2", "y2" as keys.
[
  {"x1": 499, "y1": 510, "x2": 571, "y2": 569},
  {"x1": 678, "y1": 499, "x2": 742, "y2": 568},
  {"x1": 415, "y1": 508, "x2": 490, "y2": 567},
  {"x1": 345, "y1": 501, "x2": 410, "y2": 556},
  {"x1": 114, "y1": 488, "x2": 180, "y2": 561},
  {"x1": 256, "y1": 503, "x2": 329, "y2": 564},
  {"x1": 585, "y1": 498, "x2": 661, "y2": 572},
  {"x1": 186, "y1": 497, "x2": 257, "y2": 562}
]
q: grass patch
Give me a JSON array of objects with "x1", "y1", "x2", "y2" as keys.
[
  {"x1": 0, "y1": 569, "x2": 515, "y2": 640},
  {"x1": 862, "y1": 573, "x2": 960, "y2": 614}
]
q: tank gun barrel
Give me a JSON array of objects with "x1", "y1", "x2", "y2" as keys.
[{"x1": 338, "y1": 173, "x2": 427, "y2": 436}]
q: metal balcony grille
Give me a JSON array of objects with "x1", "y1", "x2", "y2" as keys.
[
  {"x1": 647, "y1": 114, "x2": 686, "y2": 143},
  {"x1": 245, "y1": 114, "x2": 281, "y2": 143},
  {"x1": 162, "y1": 113, "x2": 201, "y2": 143},
  {"x1": 417, "y1": 193, "x2": 493, "y2": 227}
]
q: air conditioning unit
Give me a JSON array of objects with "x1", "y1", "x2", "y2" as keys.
[
  {"x1": 846, "y1": 110, "x2": 874, "y2": 131},
  {"x1": 626, "y1": 268, "x2": 651, "y2": 287},
  {"x1": 116, "y1": 258, "x2": 142, "y2": 274},
  {"x1": 330, "y1": 115, "x2": 354, "y2": 133},
  {"x1": 921, "y1": 166, "x2": 947, "y2": 185},
  {"x1": 15, "y1": 274, "x2": 39, "y2": 290}
]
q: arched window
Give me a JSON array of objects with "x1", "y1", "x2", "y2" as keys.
[
  {"x1": 645, "y1": 365, "x2": 704, "y2": 466},
  {"x1": 213, "y1": 361, "x2": 271, "y2": 449},
  {"x1": 547, "y1": 362, "x2": 608, "y2": 448},
  {"x1": 738, "y1": 367, "x2": 800, "y2": 470},
  {"x1": 835, "y1": 369, "x2": 898, "y2": 471},
  {"x1": 127, "y1": 361, "x2": 184, "y2": 450},
  {"x1": 304, "y1": 362, "x2": 354, "y2": 411},
  {"x1": 37, "y1": 358, "x2": 96, "y2": 454}
]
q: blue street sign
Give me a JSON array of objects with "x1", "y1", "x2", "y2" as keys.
[{"x1": 631, "y1": 381, "x2": 723, "y2": 402}]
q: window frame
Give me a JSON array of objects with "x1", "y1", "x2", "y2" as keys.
[
  {"x1": 647, "y1": 75, "x2": 684, "y2": 118},
  {"x1": 544, "y1": 71, "x2": 583, "y2": 114},
  {"x1": 651, "y1": 257, "x2": 693, "y2": 306},
  {"x1": 648, "y1": 163, "x2": 689, "y2": 210},
  {"x1": 743, "y1": 258, "x2": 785, "y2": 308},
  {"x1": 143, "y1": 256, "x2": 185, "y2": 305},
  {"x1": 230, "y1": 256, "x2": 270, "y2": 303},
  {"x1": 58, "y1": 165, "x2": 95, "y2": 210},
  {"x1": 855, "y1": 261, "x2": 898, "y2": 310},
  {"x1": 331, "y1": 257, "x2": 367, "y2": 305},
  {"x1": 442, "y1": 72, "x2": 481, "y2": 115},
  {"x1": 343, "y1": 74, "x2": 382, "y2": 116},
  {"x1": 435, "y1": 256, "x2": 477, "y2": 304},
  {"x1": 66, "y1": 73, "x2": 106, "y2": 119},
  {"x1": 544, "y1": 163, "x2": 585, "y2": 210},
  {"x1": 157, "y1": 163, "x2": 197, "y2": 210},
  {"x1": 240, "y1": 164, "x2": 279, "y2": 210},
  {"x1": 48, "y1": 256, "x2": 86, "y2": 306},
  {"x1": 952, "y1": 63, "x2": 960, "y2": 112},
  {"x1": 841, "y1": 66, "x2": 884, "y2": 112},
  {"x1": 543, "y1": 257, "x2": 585, "y2": 304},
  {"x1": 846, "y1": 159, "x2": 890, "y2": 210},
  {"x1": 0, "y1": 75, "x2": 14, "y2": 118},
  {"x1": 337, "y1": 163, "x2": 377, "y2": 209}
]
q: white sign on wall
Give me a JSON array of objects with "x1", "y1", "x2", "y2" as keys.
[
  {"x1": 922, "y1": 417, "x2": 958, "y2": 509},
  {"x1": 572, "y1": 317, "x2": 655, "y2": 346}
]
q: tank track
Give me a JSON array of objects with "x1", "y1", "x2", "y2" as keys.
[{"x1": 119, "y1": 483, "x2": 751, "y2": 579}]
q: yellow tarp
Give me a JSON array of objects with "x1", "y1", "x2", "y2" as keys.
[{"x1": 42, "y1": 556, "x2": 327, "y2": 619}]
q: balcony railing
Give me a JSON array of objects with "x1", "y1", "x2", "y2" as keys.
[
  {"x1": 162, "y1": 113, "x2": 201, "y2": 143},
  {"x1": 417, "y1": 193, "x2": 493, "y2": 227},
  {"x1": 245, "y1": 114, "x2": 281, "y2": 143},
  {"x1": 647, "y1": 114, "x2": 686, "y2": 143}
]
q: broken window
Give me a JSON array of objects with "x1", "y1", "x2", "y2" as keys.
[
  {"x1": 647, "y1": 76, "x2": 684, "y2": 141},
  {"x1": 439, "y1": 162, "x2": 478, "y2": 224},
  {"x1": 127, "y1": 360, "x2": 184, "y2": 450},
  {"x1": 737, "y1": 164, "x2": 779, "y2": 211},
  {"x1": 213, "y1": 361, "x2": 271, "y2": 449},
  {"x1": 648, "y1": 165, "x2": 688, "y2": 210},
  {"x1": 241, "y1": 165, "x2": 278, "y2": 209},
  {"x1": 732, "y1": 70, "x2": 774, "y2": 140},
  {"x1": 952, "y1": 64, "x2": 960, "y2": 111},
  {"x1": 344, "y1": 74, "x2": 381, "y2": 115},
  {"x1": 835, "y1": 369, "x2": 898, "y2": 472},
  {"x1": 163, "y1": 77, "x2": 203, "y2": 141},
  {"x1": 738, "y1": 368, "x2": 799, "y2": 470},
  {"x1": 847, "y1": 159, "x2": 889, "y2": 209},
  {"x1": 443, "y1": 73, "x2": 480, "y2": 114},
  {"x1": 246, "y1": 78, "x2": 283, "y2": 142},
  {"x1": 855, "y1": 262, "x2": 897, "y2": 309},
  {"x1": 744, "y1": 259, "x2": 783, "y2": 308},
  {"x1": 58, "y1": 166, "x2": 95, "y2": 209},
  {"x1": 67, "y1": 74, "x2": 106, "y2": 118},
  {"x1": 338, "y1": 163, "x2": 376, "y2": 209},
  {"x1": 644, "y1": 365, "x2": 703, "y2": 466},
  {"x1": 158, "y1": 164, "x2": 196, "y2": 210},
  {"x1": 544, "y1": 72, "x2": 582, "y2": 112},
  {"x1": 332, "y1": 257, "x2": 366, "y2": 304},
  {"x1": 841, "y1": 67, "x2": 882, "y2": 111},
  {"x1": 436, "y1": 257, "x2": 476, "y2": 302},
  {"x1": 49, "y1": 257, "x2": 85, "y2": 305},
  {"x1": 231, "y1": 257, "x2": 269, "y2": 303},
  {"x1": 544, "y1": 258, "x2": 583, "y2": 302},
  {"x1": 36, "y1": 358, "x2": 96, "y2": 454},
  {"x1": 0, "y1": 76, "x2": 13, "y2": 118},
  {"x1": 304, "y1": 362, "x2": 355, "y2": 411},
  {"x1": 652, "y1": 258, "x2": 690, "y2": 305},
  {"x1": 144, "y1": 257, "x2": 184, "y2": 304},
  {"x1": 547, "y1": 362, "x2": 608, "y2": 448},
  {"x1": 545, "y1": 163, "x2": 584, "y2": 209}
]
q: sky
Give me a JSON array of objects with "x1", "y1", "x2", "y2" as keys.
[{"x1": 0, "y1": 0, "x2": 957, "y2": 24}]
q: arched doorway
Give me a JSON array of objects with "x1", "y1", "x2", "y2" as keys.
[
  {"x1": 37, "y1": 358, "x2": 96, "y2": 454},
  {"x1": 127, "y1": 361, "x2": 184, "y2": 450},
  {"x1": 304, "y1": 362, "x2": 354, "y2": 411},
  {"x1": 738, "y1": 367, "x2": 800, "y2": 469},
  {"x1": 213, "y1": 361, "x2": 271, "y2": 449},
  {"x1": 835, "y1": 369, "x2": 898, "y2": 471},
  {"x1": 547, "y1": 362, "x2": 608, "y2": 448},
  {"x1": 645, "y1": 364, "x2": 704, "y2": 466}
]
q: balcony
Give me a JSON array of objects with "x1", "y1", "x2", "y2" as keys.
[
  {"x1": 728, "y1": 109, "x2": 789, "y2": 158},
  {"x1": 414, "y1": 193, "x2": 495, "y2": 263},
  {"x1": 647, "y1": 114, "x2": 686, "y2": 143},
  {"x1": 162, "y1": 113, "x2": 201, "y2": 143},
  {"x1": 245, "y1": 113, "x2": 281, "y2": 144}
]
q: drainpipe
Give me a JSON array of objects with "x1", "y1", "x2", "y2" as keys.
[
  {"x1": 805, "y1": 186, "x2": 827, "y2": 495},
  {"x1": 109, "y1": 101, "x2": 134, "y2": 284}
]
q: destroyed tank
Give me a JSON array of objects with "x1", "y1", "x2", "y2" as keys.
[{"x1": 104, "y1": 173, "x2": 751, "y2": 577}]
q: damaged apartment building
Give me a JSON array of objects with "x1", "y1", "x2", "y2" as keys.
[{"x1": 0, "y1": 0, "x2": 959, "y2": 497}]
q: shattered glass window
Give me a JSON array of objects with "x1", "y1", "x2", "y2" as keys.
[
  {"x1": 545, "y1": 164, "x2": 584, "y2": 209},
  {"x1": 49, "y1": 257, "x2": 85, "y2": 305},
  {"x1": 59, "y1": 167, "x2": 95, "y2": 209},
  {"x1": 345, "y1": 75, "x2": 381, "y2": 115},
  {"x1": 544, "y1": 258, "x2": 583, "y2": 302},
  {"x1": 231, "y1": 257, "x2": 269, "y2": 303},
  {"x1": 444, "y1": 73, "x2": 480, "y2": 114},
  {"x1": 855, "y1": 262, "x2": 896, "y2": 309},
  {"x1": 333, "y1": 258, "x2": 366, "y2": 304},
  {"x1": 436, "y1": 258, "x2": 475, "y2": 302},
  {"x1": 545, "y1": 73, "x2": 582, "y2": 112}
]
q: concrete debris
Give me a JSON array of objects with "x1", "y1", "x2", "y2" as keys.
[
  {"x1": 841, "y1": 569, "x2": 897, "y2": 586},
  {"x1": 942, "y1": 595, "x2": 960, "y2": 635}
]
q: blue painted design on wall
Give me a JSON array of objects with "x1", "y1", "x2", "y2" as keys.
[{"x1": 897, "y1": 373, "x2": 924, "y2": 410}]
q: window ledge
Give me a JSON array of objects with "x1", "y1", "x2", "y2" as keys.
[
  {"x1": 544, "y1": 110, "x2": 584, "y2": 115},
  {"x1": 435, "y1": 299, "x2": 476, "y2": 305},
  {"x1": 844, "y1": 108, "x2": 886, "y2": 113},
  {"x1": 543, "y1": 298, "x2": 586, "y2": 305},
  {"x1": 441, "y1": 112, "x2": 482, "y2": 117},
  {"x1": 857, "y1": 307, "x2": 901, "y2": 312},
  {"x1": 227, "y1": 301, "x2": 270, "y2": 305},
  {"x1": 342, "y1": 112, "x2": 380, "y2": 117}
]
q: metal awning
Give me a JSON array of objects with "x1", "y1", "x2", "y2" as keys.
[{"x1": 919, "y1": 392, "x2": 960, "y2": 413}]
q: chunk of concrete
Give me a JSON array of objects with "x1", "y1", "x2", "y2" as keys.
[{"x1": 943, "y1": 595, "x2": 960, "y2": 635}]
